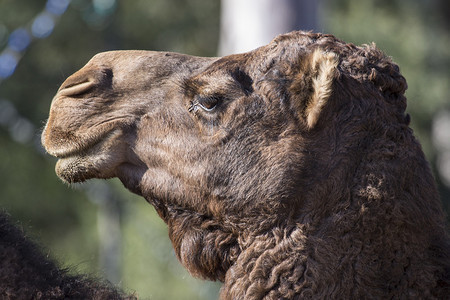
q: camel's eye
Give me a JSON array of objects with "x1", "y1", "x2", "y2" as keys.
[
  {"x1": 197, "y1": 95, "x2": 220, "y2": 112},
  {"x1": 188, "y1": 93, "x2": 225, "y2": 114}
]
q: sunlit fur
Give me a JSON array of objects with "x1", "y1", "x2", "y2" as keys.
[{"x1": 306, "y1": 50, "x2": 338, "y2": 128}]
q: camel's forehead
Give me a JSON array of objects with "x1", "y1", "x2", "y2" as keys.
[{"x1": 85, "y1": 50, "x2": 217, "y2": 74}]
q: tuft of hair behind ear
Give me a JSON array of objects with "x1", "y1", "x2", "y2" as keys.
[{"x1": 305, "y1": 50, "x2": 339, "y2": 128}]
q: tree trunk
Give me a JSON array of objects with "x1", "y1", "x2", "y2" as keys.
[{"x1": 219, "y1": 0, "x2": 319, "y2": 55}]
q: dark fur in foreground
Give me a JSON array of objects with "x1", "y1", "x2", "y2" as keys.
[
  {"x1": 4, "y1": 31, "x2": 450, "y2": 299},
  {"x1": 0, "y1": 213, "x2": 134, "y2": 299}
]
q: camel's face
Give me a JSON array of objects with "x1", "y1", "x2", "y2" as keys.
[{"x1": 42, "y1": 38, "x2": 319, "y2": 223}]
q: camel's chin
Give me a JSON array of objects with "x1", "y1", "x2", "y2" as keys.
[
  {"x1": 55, "y1": 156, "x2": 99, "y2": 183},
  {"x1": 55, "y1": 154, "x2": 116, "y2": 183}
]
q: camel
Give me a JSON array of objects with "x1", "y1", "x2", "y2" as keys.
[{"x1": 3, "y1": 31, "x2": 449, "y2": 299}]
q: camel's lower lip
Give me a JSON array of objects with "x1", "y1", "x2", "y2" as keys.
[
  {"x1": 55, "y1": 156, "x2": 93, "y2": 183},
  {"x1": 55, "y1": 153, "x2": 110, "y2": 183}
]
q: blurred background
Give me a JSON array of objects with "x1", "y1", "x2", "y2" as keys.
[{"x1": 0, "y1": 0, "x2": 448, "y2": 299}]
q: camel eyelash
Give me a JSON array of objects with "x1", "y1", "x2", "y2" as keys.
[
  {"x1": 188, "y1": 101, "x2": 199, "y2": 113},
  {"x1": 188, "y1": 94, "x2": 224, "y2": 113}
]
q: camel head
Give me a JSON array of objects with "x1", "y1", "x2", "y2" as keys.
[{"x1": 42, "y1": 31, "x2": 448, "y2": 298}]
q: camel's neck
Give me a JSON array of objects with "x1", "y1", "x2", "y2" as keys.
[
  {"x1": 219, "y1": 208, "x2": 449, "y2": 299},
  {"x1": 220, "y1": 225, "x2": 309, "y2": 299}
]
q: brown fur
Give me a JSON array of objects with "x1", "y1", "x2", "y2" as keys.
[{"x1": 37, "y1": 31, "x2": 449, "y2": 298}]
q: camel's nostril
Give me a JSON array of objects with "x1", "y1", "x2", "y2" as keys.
[
  {"x1": 57, "y1": 67, "x2": 113, "y2": 97},
  {"x1": 58, "y1": 79, "x2": 95, "y2": 96}
]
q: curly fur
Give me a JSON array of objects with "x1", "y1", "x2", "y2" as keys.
[{"x1": 37, "y1": 31, "x2": 450, "y2": 299}]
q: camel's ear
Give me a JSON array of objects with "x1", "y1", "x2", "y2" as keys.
[{"x1": 291, "y1": 49, "x2": 339, "y2": 129}]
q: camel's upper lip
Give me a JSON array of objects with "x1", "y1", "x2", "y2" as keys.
[
  {"x1": 45, "y1": 134, "x2": 104, "y2": 159},
  {"x1": 51, "y1": 140, "x2": 100, "y2": 159},
  {"x1": 42, "y1": 118, "x2": 130, "y2": 159}
]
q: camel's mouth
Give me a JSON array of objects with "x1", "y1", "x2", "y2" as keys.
[
  {"x1": 45, "y1": 129, "x2": 128, "y2": 183},
  {"x1": 48, "y1": 134, "x2": 105, "y2": 159},
  {"x1": 42, "y1": 129, "x2": 111, "y2": 170}
]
